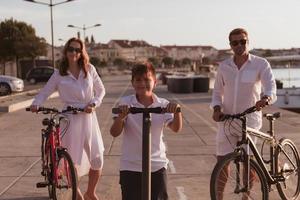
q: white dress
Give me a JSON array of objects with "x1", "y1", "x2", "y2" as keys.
[{"x1": 32, "y1": 64, "x2": 105, "y2": 176}]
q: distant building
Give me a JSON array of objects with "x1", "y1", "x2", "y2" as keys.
[
  {"x1": 46, "y1": 44, "x2": 64, "y2": 62},
  {"x1": 88, "y1": 43, "x2": 119, "y2": 63},
  {"x1": 160, "y1": 45, "x2": 218, "y2": 61},
  {"x1": 108, "y1": 40, "x2": 158, "y2": 62},
  {"x1": 215, "y1": 49, "x2": 233, "y2": 62}
]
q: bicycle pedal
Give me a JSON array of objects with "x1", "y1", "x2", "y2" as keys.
[{"x1": 36, "y1": 181, "x2": 48, "y2": 188}]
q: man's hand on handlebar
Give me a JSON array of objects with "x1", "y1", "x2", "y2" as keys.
[
  {"x1": 213, "y1": 110, "x2": 224, "y2": 122},
  {"x1": 212, "y1": 105, "x2": 224, "y2": 122},
  {"x1": 255, "y1": 96, "x2": 270, "y2": 111}
]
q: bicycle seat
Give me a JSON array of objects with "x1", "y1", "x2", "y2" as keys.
[{"x1": 263, "y1": 112, "x2": 281, "y2": 120}]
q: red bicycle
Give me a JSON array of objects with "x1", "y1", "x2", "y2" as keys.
[{"x1": 26, "y1": 106, "x2": 82, "y2": 200}]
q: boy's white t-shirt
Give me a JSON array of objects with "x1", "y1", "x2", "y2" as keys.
[{"x1": 115, "y1": 94, "x2": 174, "y2": 172}]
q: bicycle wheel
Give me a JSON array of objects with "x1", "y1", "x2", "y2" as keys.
[
  {"x1": 210, "y1": 152, "x2": 269, "y2": 200},
  {"x1": 44, "y1": 139, "x2": 54, "y2": 199},
  {"x1": 52, "y1": 149, "x2": 77, "y2": 200},
  {"x1": 275, "y1": 138, "x2": 300, "y2": 200}
]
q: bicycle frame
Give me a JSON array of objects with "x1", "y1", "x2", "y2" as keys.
[
  {"x1": 235, "y1": 115, "x2": 297, "y2": 189},
  {"x1": 42, "y1": 115, "x2": 71, "y2": 188}
]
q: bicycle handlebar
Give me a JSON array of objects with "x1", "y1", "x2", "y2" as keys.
[
  {"x1": 26, "y1": 106, "x2": 84, "y2": 114},
  {"x1": 221, "y1": 106, "x2": 257, "y2": 121},
  {"x1": 112, "y1": 106, "x2": 181, "y2": 114}
]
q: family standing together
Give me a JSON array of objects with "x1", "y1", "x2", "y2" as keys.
[{"x1": 30, "y1": 27, "x2": 277, "y2": 200}]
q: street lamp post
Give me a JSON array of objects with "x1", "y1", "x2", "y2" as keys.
[
  {"x1": 67, "y1": 24, "x2": 101, "y2": 42},
  {"x1": 24, "y1": 0, "x2": 75, "y2": 68}
]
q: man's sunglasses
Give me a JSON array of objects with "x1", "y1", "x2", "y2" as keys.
[
  {"x1": 67, "y1": 46, "x2": 82, "y2": 53},
  {"x1": 230, "y1": 39, "x2": 247, "y2": 47}
]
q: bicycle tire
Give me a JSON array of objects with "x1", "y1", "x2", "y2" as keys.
[
  {"x1": 275, "y1": 138, "x2": 300, "y2": 200},
  {"x1": 44, "y1": 138, "x2": 54, "y2": 199},
  {"x1": 210, "y1": 152, "x2": 269, "y2": 200},
  {"x1": 52, "y1": 149, "x2": 77, "y2": 200}
]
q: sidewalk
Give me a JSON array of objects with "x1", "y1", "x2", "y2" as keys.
[{"x1": 0, "y1": 74, "x2": 300, "y2": 199}]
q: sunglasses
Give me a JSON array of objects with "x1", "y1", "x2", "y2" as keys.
[
  {"x1": 230, "y1": 39, "x2": 247, "y2": 47},
  {"x1": 67, "y1": 46, "x2": 81, "y2": 53}
]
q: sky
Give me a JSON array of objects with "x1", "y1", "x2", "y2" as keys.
[{"x1": 1, "y1": 0, "x2": 300, "y2": 49}]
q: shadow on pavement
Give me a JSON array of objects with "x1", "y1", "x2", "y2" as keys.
[{"x1": 2, "y1": 197, "x2": 48, "y2": 200}]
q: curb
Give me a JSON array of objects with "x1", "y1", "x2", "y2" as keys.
[{"x1": 0, "y1": 92, "x2": 59, "y2": 113}]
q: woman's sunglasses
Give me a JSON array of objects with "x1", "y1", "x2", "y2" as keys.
[
  {"x1": 230, "y1": 39, "x2": 247, "y2": 47},
  {"x1": 67, "y1": 46, "x2": 82, "y2": 53}
]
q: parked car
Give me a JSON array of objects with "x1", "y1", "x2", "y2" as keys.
[
  {"x1": 0, "y1": 75, "x2": 24, "y2": 96},
  {"x1": 26, "y1": 66, "x2": 54, "y2": 84}
]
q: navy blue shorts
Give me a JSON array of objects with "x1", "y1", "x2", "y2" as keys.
[{"x1": 119, "y1": 167, "x2": 168, "y2": 200}]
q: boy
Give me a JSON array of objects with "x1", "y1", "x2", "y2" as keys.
[{"x1": 110, "y1": 63, "x2": 182, "y2": 200}]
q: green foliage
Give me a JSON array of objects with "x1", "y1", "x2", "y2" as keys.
[
  {"x1": 174, "y1": 59, "x2": 181, "y2": 67},
  {"x1": 0, "y1": 18, "x2": 47, "y2": 62},
  {"x1": 202, "y1": 57, "x2": 211, "y2": 64},
  {"x1": 263, "y1": 49, "x2": 273, "y2": 57},
  {"x1": 90, "y1": 56, "x2": 101, "y2": 67},
  {"x1": 162, "y1": 56, "x2": 174, "y2": 66},
  {"x1": 182, "y1": 57, "x2": 191, "y2": 65},
  {"x1": 113, "y1": 58, "x2": 125, "y2": 67},
  {"x1": 148, "y1": 57, "x2": 159, "y2": 66}
]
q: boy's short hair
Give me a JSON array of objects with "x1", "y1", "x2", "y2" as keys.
[
  {"x1": 131, "y1": 63, "x2": 156, "y2": 81},
  {"x1": 228, "y1": 28, "x2": 248, "y2": 41}
]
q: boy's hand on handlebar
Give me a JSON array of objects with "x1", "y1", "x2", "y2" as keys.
[
  {"x1": 118, "y1": 105, "x2": 129, "y2": 120},
  {"x1": 30, "y1": 105, "x2": 39, "y2": 113},
  {"x1": 166, "y1": 103, "x2": 180, "y2": 114}
]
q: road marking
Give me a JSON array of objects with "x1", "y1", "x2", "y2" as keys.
[
  {"x1": 176, "y1": 186, "x2": 188, "y2": 200},
  {"x1": 0, "y1": 158, "x2": 40, "y2": 196},
  {"x1": 168, "y1": 160, "x2": 176, "y2": 174},
  {"x1": 106, "y1": 81, "x2": 131, "y2": 155},
  {"x1": 172, "y1": 96, "x2": 217, "y2": 132}
]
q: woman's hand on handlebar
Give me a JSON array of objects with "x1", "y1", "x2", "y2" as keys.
[
  {"x1": 166, "y1": 103, "x2": 180, "y2": 114},
  {"x1": 84, "y1": 103, "x2": 96, "y2": 113},
  {"x1": 30, "y1": 105, "x2": 39, "y2": 113}
]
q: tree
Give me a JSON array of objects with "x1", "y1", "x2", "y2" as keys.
[
  {"x1": 162, "y1": 56, "x2": 174, "y2": 68},
  {"x1": 148, "y1": 57, "x2": 159, "y2": 66},
  {"x1": 90, "y1": 56, "x2": 101, "y2": 67},
  {"x1": 182, "y1": 57, "x2": 191, "y2": 66},
  {"x1": 263, "y1": 49, "x2": 273, "y2": 57},
  {"x1": 0, "y1": 18, "x2": 47, "y2": 76},
  {"x1": 113, "y1": 58, "x2": 125, "y2": 67},
  {"x1": 174, "y1": 59, "x2": 181, "y2": 68},
  {"x1": 90, "y1": 35, "x2": 95, "y2": 44},
  {"x1": 85, "y1": 36, "x2": 89, "y2": 44},
  {"x1": 202, "y1": 57, "x2": 211, "y2": 64}
]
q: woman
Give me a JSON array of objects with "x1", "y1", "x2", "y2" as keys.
[{"x1": 30, "y1": 37, "x2": 105, "y2": 200}]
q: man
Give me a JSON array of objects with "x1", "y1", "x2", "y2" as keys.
[{"x1": 211, "y1": 28, "x2": 277, "y2": 199}]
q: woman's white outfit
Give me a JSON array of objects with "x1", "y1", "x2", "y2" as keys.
[{"x1": 32, "y1": 64, "x2": 105, "y2": 176}]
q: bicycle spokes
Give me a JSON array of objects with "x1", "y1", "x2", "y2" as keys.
[
  {"x1": 276, "y1": 139, "x2": 300, "y2": 199},
  {"x1": 212, "y1": 157, "x2": 267, "y2": 200},
  {"x1": 53, "y1": 150, "x2": 77, "y2": 200}
]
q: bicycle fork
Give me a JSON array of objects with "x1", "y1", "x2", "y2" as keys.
[{"x1": 234, "y1": 141, "x2": 251, "y2": 194}]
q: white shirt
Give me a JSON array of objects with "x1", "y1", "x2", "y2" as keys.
[
  {"x1": 116, "y1": 94, "x2": 173, "y2": 172},
  {"x1": 32, "y1": 64, "x2": 105, "y2": 176},
  {"x1": 211, "y1": 54, "x2": 277, "y2": 143}
]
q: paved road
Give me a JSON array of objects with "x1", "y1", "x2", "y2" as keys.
[{"x1": 0, "y1": 74, "x2": 300, "y2": 199}]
